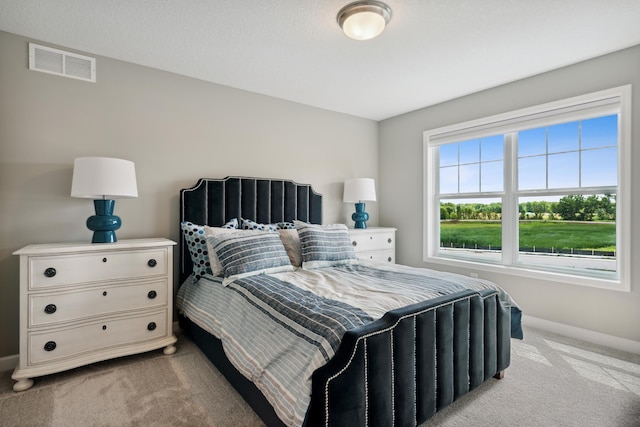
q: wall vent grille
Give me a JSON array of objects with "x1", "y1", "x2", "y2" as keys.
[{"x1": 29, "y1": 43, "x2": 96, "y2": 82}]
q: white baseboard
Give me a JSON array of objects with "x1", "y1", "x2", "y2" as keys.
[
  {"x1": 522, "y1": 315, "x2": 640, "y2": 355},
  {"x1": 0, "y1": 354, "x2": 18, "y2": 374}
]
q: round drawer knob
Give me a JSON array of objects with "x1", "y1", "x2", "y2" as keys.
[
  {"x1": 147, "y1": 322, "x2": 156, "y2": 331},
  {"x1": 147, "y1": 290, "x2": 157, "y2": 299},
  {"x1": 388, "y1": 238, "x2": 392, "y2": 244},
  {"x1": 148, "y1": 259, "x2": 157, "y2": 267},
  {"x1": 388, "y1": 257, "x2": 392, "y2": 262},
  {"x1": 44, "y1": 268, "x2": 56, "y2": 278},
  {"x1": 44, "y1": 304, "x2": 57, "y2": 314},
  {"x1": 103, "y1": 291, "x2": 107, "y2": 296},
  {"x1": 44, "y1": 341, "x2": 57, "y2": 352},
  {"x1": 352, "y1": 241, "x2": 357, "y2": 247},
  {"x1": 102, "y1": 325, "x2": 107, "y2": 330}
]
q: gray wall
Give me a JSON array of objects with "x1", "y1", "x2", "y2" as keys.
[
  {"x1": 0, "y1": 31, "x2": 379, "y2": 358},
  {"x1": 379, "y1": 45, "x2": 640, "y2": 344}
]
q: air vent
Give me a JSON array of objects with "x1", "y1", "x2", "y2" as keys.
[{"x1": 29, "y1": 43, "x2": 96, "y2": 82}]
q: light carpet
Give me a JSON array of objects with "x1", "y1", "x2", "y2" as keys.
[{"x1": 0, "y1": 326, "x2": 638, "y2": 426}]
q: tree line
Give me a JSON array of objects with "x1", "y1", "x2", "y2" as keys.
[{"x1": 440, "y1": 194, "x2": 616, "y2": 221}]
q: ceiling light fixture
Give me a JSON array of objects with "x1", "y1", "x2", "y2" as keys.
[{"x1": 337, "y1": 1, "x2": 392, "y2": 41}]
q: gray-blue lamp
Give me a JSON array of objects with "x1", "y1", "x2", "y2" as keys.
[
  {"x1": 71, "y1": 157, "x2": 138, "y2": 243},
  {"x1": 343, "y1": 178, "x2": 376, "y2": 229}
]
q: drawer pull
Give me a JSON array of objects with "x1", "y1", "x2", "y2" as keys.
[
  {"x1": 388, "y1": 257, "x2": 392, "y2": 262},
  {"x1": 103, "y1": 258, "x2": 107, "y2": 263},
  {"x1": 44, "y1": 268, "x2": 56, "y2": 278},
  {"x1": 147, "y1": 322, "x2": 156, "y2": 331},
  {"x1": 388, "y1": 238, "x2": 392, "y2": 244},
  {"x1": 44, "y1": 304, "x2": 57, "y2": 314},
  {"x1": 102, "y1": 325, "x2": 107, "y2": 330},
  {"x1": 103, "y1": 291, "x2": 107, "y2": 296},
  {"x1": 44, "y1": 341, "x2": 57, "y2": 352},
  {"x1": 147, "y1": 259, "x2": 157, "y2": 267},
  {"x1": 148, "y1": 290, "x2": 157, "y2": 299},
  {"x1": 352, "y1": 241, "x2": 357, "y2": 247}
]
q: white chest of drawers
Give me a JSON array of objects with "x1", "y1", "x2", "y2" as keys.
[
  {"x1": 12, "y1": 238, "x2": 177, "y2": 392},
  {"x1": 348, "y1": 227, "x2": 396, "y2": 263}
]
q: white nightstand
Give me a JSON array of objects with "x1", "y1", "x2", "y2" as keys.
[
  {"x1": 12, "y1": 238, "x2": 177, "y2": 392},
  {"x1": 348, "y1": 227, "x2": 396, "y2": 263}
]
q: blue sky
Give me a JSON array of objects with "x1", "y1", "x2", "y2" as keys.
[{"x1": 439, "y1": 114, "x2": 618, "y2": 196}]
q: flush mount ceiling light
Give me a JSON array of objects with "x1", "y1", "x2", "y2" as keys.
[{"x1": 337, "y1": 1, "x2": 392, "y2": 41}]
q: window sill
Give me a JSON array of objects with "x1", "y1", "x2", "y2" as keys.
[{"x1": 424, "y1": 254, "x2": 629, "y2": 292}]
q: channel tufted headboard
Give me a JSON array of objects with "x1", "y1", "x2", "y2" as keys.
[{"x1": 179, "y1": 176, "x2": 322, "y2": 285}]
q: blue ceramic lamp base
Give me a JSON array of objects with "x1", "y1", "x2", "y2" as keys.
[
  {"x1": 87, "y1": 199, "x2": 121, "y2": 243},
  {"x1": 352, "y1": 202, "x2": 369, "y2": 229}
]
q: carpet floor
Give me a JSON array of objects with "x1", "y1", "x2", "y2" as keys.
[{"x1": 0, "y1": 326, "x2": 638, "y2": 426}]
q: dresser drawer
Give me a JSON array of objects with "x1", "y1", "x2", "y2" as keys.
[
  {"x1": 29, "y1": 248, "x2": 168, "y2": 289},
  {"x1": 27, "y1": 310, "x2": 168, "y2": 365},
  {"x1": 356, "y1": 250, "x2": 395, "y2": 263},
  {"x1": 350, "y1": 231, "x2": 395, "y2": 252},
  {"x1": 29, "y1": 279, "x2": 168, "y2": 327}
]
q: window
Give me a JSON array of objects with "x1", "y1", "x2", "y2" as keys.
[{"x1": 423, "y1": 86, "x2": 631, "y2": 291}]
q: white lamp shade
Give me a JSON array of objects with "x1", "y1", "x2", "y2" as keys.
[
  {"x1": 343, "y1": 178, "x2": 376, "y2": 202},
  {"x1": 71, "y1": 157, "x2": 138, "y2": 199}
]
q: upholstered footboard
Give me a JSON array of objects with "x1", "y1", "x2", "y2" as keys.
[{"x1": 306, "y1": 288, "x2": 511, "y2": 426}]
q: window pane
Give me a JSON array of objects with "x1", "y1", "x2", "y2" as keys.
[
  {"x1": 518, "y1": 195, "x2": 615, "y2": 273},
  {"x1": 459, "y1": 163, "x2": 479, "y2": 193},
  {"x1": 439, "y1": 198, "x2": 502, "y2": 263},
  {"x1": 518, "y1": 127, "x2": 546, "y2": 157},
  {"x1": 582, "y1": 115, "x2": 617, "y2": 149},
  {"x1": 582, "y1": 147, "x2": 617, "y2": 187},
  {"x1": 518, "y1": 156, "x2": 546, "y2": 190},
  {"x1": 459, "y1": 139, "x2": 480, "y2": 164},
  {"x1": 548, "y1": 121, "x2": 579, "y2": 153},
  {"x1": 439, "y1": 144, "x2": 458, "y2": 167},
  {"x1": 439, "y1": 165, "x2": 458, "y2": 194},
  {"x1": 481, "y1": 135, "x2": 503, "y2": 161},
  {"x1": 548, "y1": 152, "x2": 579, "y2": 189},
  {"x1": 481, "y1": 161, "x2": 503, "y2": 192}
]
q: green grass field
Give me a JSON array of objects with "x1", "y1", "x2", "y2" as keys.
[{"x1": 440, "y1": 221, "x2": 616, "y2": 252}]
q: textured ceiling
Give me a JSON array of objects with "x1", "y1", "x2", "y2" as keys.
[{"x1": 1, "y1": 0, "x2": 640, "y2": 121}]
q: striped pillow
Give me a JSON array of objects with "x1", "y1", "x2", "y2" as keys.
[
  {"x1": 206, "y1": 231, "x2": 294, "y2": 286},
  {"x1": 294, "y1": 221, "x2": 357, "y2": 269}
]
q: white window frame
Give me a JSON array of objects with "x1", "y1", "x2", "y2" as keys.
[{"x1": 423, "y1": 85, "x2": 631, "y2": 292}]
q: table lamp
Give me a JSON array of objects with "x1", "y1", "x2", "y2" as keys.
[
  {"x1": 71, "y1": 157, "x2": 138, "y2": 243},
  {"x1": 343, "y1": 178, "x2": 376, "y2": 229}
]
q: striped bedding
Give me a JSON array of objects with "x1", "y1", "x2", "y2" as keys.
[{"x1": 176, "y1": 261, "x2": 521, "y2": 427}]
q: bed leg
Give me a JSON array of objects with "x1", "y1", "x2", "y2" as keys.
[{"x1": 493, "y1": 370, "x2": 505, "y2": 380}]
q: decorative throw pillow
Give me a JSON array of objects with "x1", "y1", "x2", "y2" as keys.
[
  {"x1": 241, "y1": 218, "x2": 278, "y2": 232},
  {"x1": 294, "y1": 220, "x2": 357, "y2": 269},
  {"x1": 277, "y1": 228, "x2": 302, "y2": 267},
  {"x1": 206, "y1": 231, "x2": 294, "y2": 285},
  {"x1": 181, "y1": 219, "x2": 238, "y2": 281}
]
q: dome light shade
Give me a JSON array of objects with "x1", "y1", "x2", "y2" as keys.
[{"x1": 337, "y1": 1, "x2": 392, "y2": 41}]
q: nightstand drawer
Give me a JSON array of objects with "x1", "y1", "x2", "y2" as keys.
[
  {"x1": 29, "y1": 279, "x2": 168, "y2": 327},
  {"x1": 28, "y1": 310, "x2": 168, "y2": 365},
  {"x1": 356, "y1": 250, "x2": 395, "y2": 263},
  {"x1": 350, "y1": 231, "x2": 395, "y2": 252},
  {"x1": 29, "y1": 248, "x2": 168, "y2": 289}
]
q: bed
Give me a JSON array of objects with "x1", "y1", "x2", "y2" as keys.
[{"x1": 176, "y1": 176, "x2": 522, "y2": 427}]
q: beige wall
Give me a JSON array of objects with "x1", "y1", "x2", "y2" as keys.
[
  {"x1": 379, "y1": 45, "x2": 640, "y2": 345},
  {"x1": 0, "y1": 31, "x2": 379, "y2": 357}
]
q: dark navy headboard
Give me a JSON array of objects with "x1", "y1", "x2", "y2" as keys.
[{"x1": 179, "y1": 176, "x2": 322, "y2": 284}]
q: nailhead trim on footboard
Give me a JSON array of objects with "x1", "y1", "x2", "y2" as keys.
[{"x1": 310, "y1": 289, "x2": 511, "y2": 427}]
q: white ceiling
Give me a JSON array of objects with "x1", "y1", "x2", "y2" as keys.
[{"x1": 2, "y1": 0, "x2": 640, "y2": 121}]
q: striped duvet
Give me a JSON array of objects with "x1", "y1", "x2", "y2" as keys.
[{"x1": 176, "y1": 261, "x2": 520, "y2": 427}]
